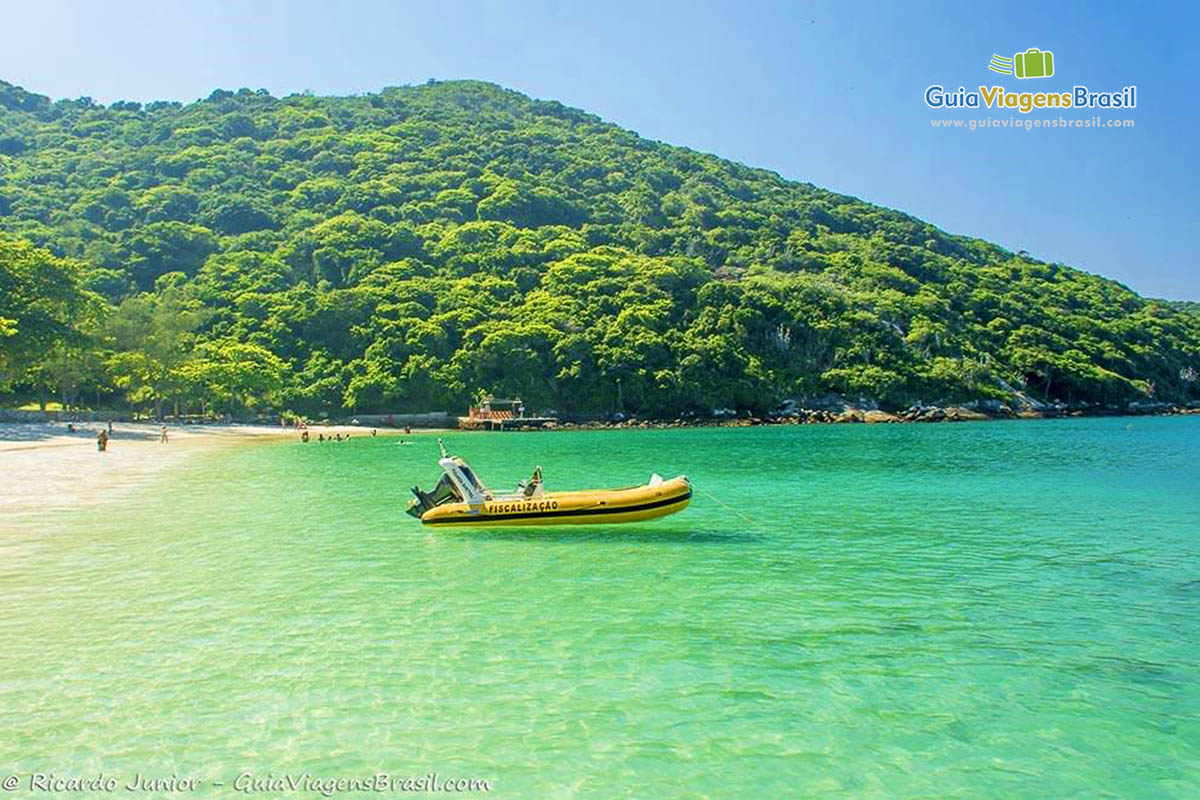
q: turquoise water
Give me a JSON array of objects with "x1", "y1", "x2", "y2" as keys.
[{"x1": 2, "y1": 418, "x2": 1198, "y2": 797}]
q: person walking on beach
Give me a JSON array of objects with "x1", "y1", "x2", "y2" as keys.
[
  {"x1": 160, "y1": 425, "x2": 169, "y2": 444},
  {"x1": 97, "y1": 429, "x2": 109, "y2": 452}
]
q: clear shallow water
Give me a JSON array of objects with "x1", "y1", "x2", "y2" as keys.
[{"x1": 1, "y1": 418, "x2": 1198, "y2": 798}]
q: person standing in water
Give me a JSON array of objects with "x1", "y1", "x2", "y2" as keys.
[
  {"x1": 160, "y1": 425, "x2": 169, "y2": 444},
  {"x1": 97, "y1": 429, "x2": 109, "y2": 452}
]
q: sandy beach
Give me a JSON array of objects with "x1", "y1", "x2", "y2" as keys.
[{"x1": 0, "y1": 421, "x2": 421, "y2": 522}]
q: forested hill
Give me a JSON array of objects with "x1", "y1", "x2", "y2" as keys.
[{"x1": 1, "y1": 78, "x2": 1197, "y2": 417}]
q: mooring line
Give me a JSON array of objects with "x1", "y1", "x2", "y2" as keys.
[{"x1": 697, "y1": 487, "x2": 772, "y2": 533}]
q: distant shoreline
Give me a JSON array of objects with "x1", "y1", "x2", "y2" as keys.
[
  {"x1": 0, "y1": 420, "x2": 436, "y2": 453},
  {"x1": 550, "y1": 404, "x2": 1200, "y2": 430},
  {"x1": 3, "y1": 404, "x2": 1198, "y2": 446}
]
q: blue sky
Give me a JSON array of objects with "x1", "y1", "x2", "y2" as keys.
[{"x1": 2, "y1": 0, "x2": 1196, "y2": 299}]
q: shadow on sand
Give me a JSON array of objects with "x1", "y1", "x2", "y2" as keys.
[{"x1": 0, "y1": 423, "x2": 161, "y2": 445}]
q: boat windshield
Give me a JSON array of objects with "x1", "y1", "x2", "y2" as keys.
[{"x1": 457, "y1": 463, "x2": 487, "y2": 496}]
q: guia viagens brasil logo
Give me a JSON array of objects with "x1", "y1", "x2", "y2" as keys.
[{"x1": 925, "y1": 48, "x2": 1136, "y2": 113}]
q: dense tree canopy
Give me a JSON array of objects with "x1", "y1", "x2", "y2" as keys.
[
  {"x1": 0, "y1": 78, "x2": 1197, "y2": 417},
  {"x1": 0, "y1": 234, "x2": 98, "y2": 383}
]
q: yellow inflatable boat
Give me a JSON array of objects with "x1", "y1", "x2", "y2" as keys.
[{"x1": 406, "y1": 440, "x2": 691, "y2": 527}]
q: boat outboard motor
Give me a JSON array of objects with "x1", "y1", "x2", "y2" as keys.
[{"x1": 406, "y1": 473, "x2": 462, "y2": 518}]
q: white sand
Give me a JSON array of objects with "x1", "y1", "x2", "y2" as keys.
[{"x1": 0, "y1": 421, "x2": 429, "y2": 522}]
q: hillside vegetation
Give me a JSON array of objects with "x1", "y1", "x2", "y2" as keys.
[{"x1": 1, "y1": 78, "x2": 1197, "y2": 417}]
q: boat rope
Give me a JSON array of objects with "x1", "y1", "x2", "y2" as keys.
[{"x1": 697, "y1": 487, "x2": 771, "y2": 533}]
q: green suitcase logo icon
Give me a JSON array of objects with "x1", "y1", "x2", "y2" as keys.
[{"x1": 1013, "y1": 48, "x2": 1054, "y2": 79}]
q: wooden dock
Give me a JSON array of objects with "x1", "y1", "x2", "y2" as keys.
[
  {"x1": 458, "y1": 415, "x2": 557, "y2": 431},
  {"x1": 459, "y1": 395, "x2": 556, "y2": 430}
]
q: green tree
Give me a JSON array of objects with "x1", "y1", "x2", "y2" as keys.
[
  {"x1": 105, "y1": 287, "x2": 211, "y2": 418},
  {"x1": 0, "y1": 235, "x2": 99, "y2": 395},
  {"x1": 182, "y1": 340, "x2": 288, "y2": 416}
]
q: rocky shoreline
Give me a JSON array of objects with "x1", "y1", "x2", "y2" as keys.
[{"x1": 548, "y1": 402, "x2": 1200, "y2": 431}]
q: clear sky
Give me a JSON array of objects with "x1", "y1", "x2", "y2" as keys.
[{"x1": 2, "y1": 0, "x2": 1196, "y2": 299}]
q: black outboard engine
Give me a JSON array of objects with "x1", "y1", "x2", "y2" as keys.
[{"x1": 406, "y1": 473, "x2": 461, "y2": 518}]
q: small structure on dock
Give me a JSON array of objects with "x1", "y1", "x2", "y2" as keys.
[{"x1": 459, "y1": 395, "x2": 557, "y2": 431}]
